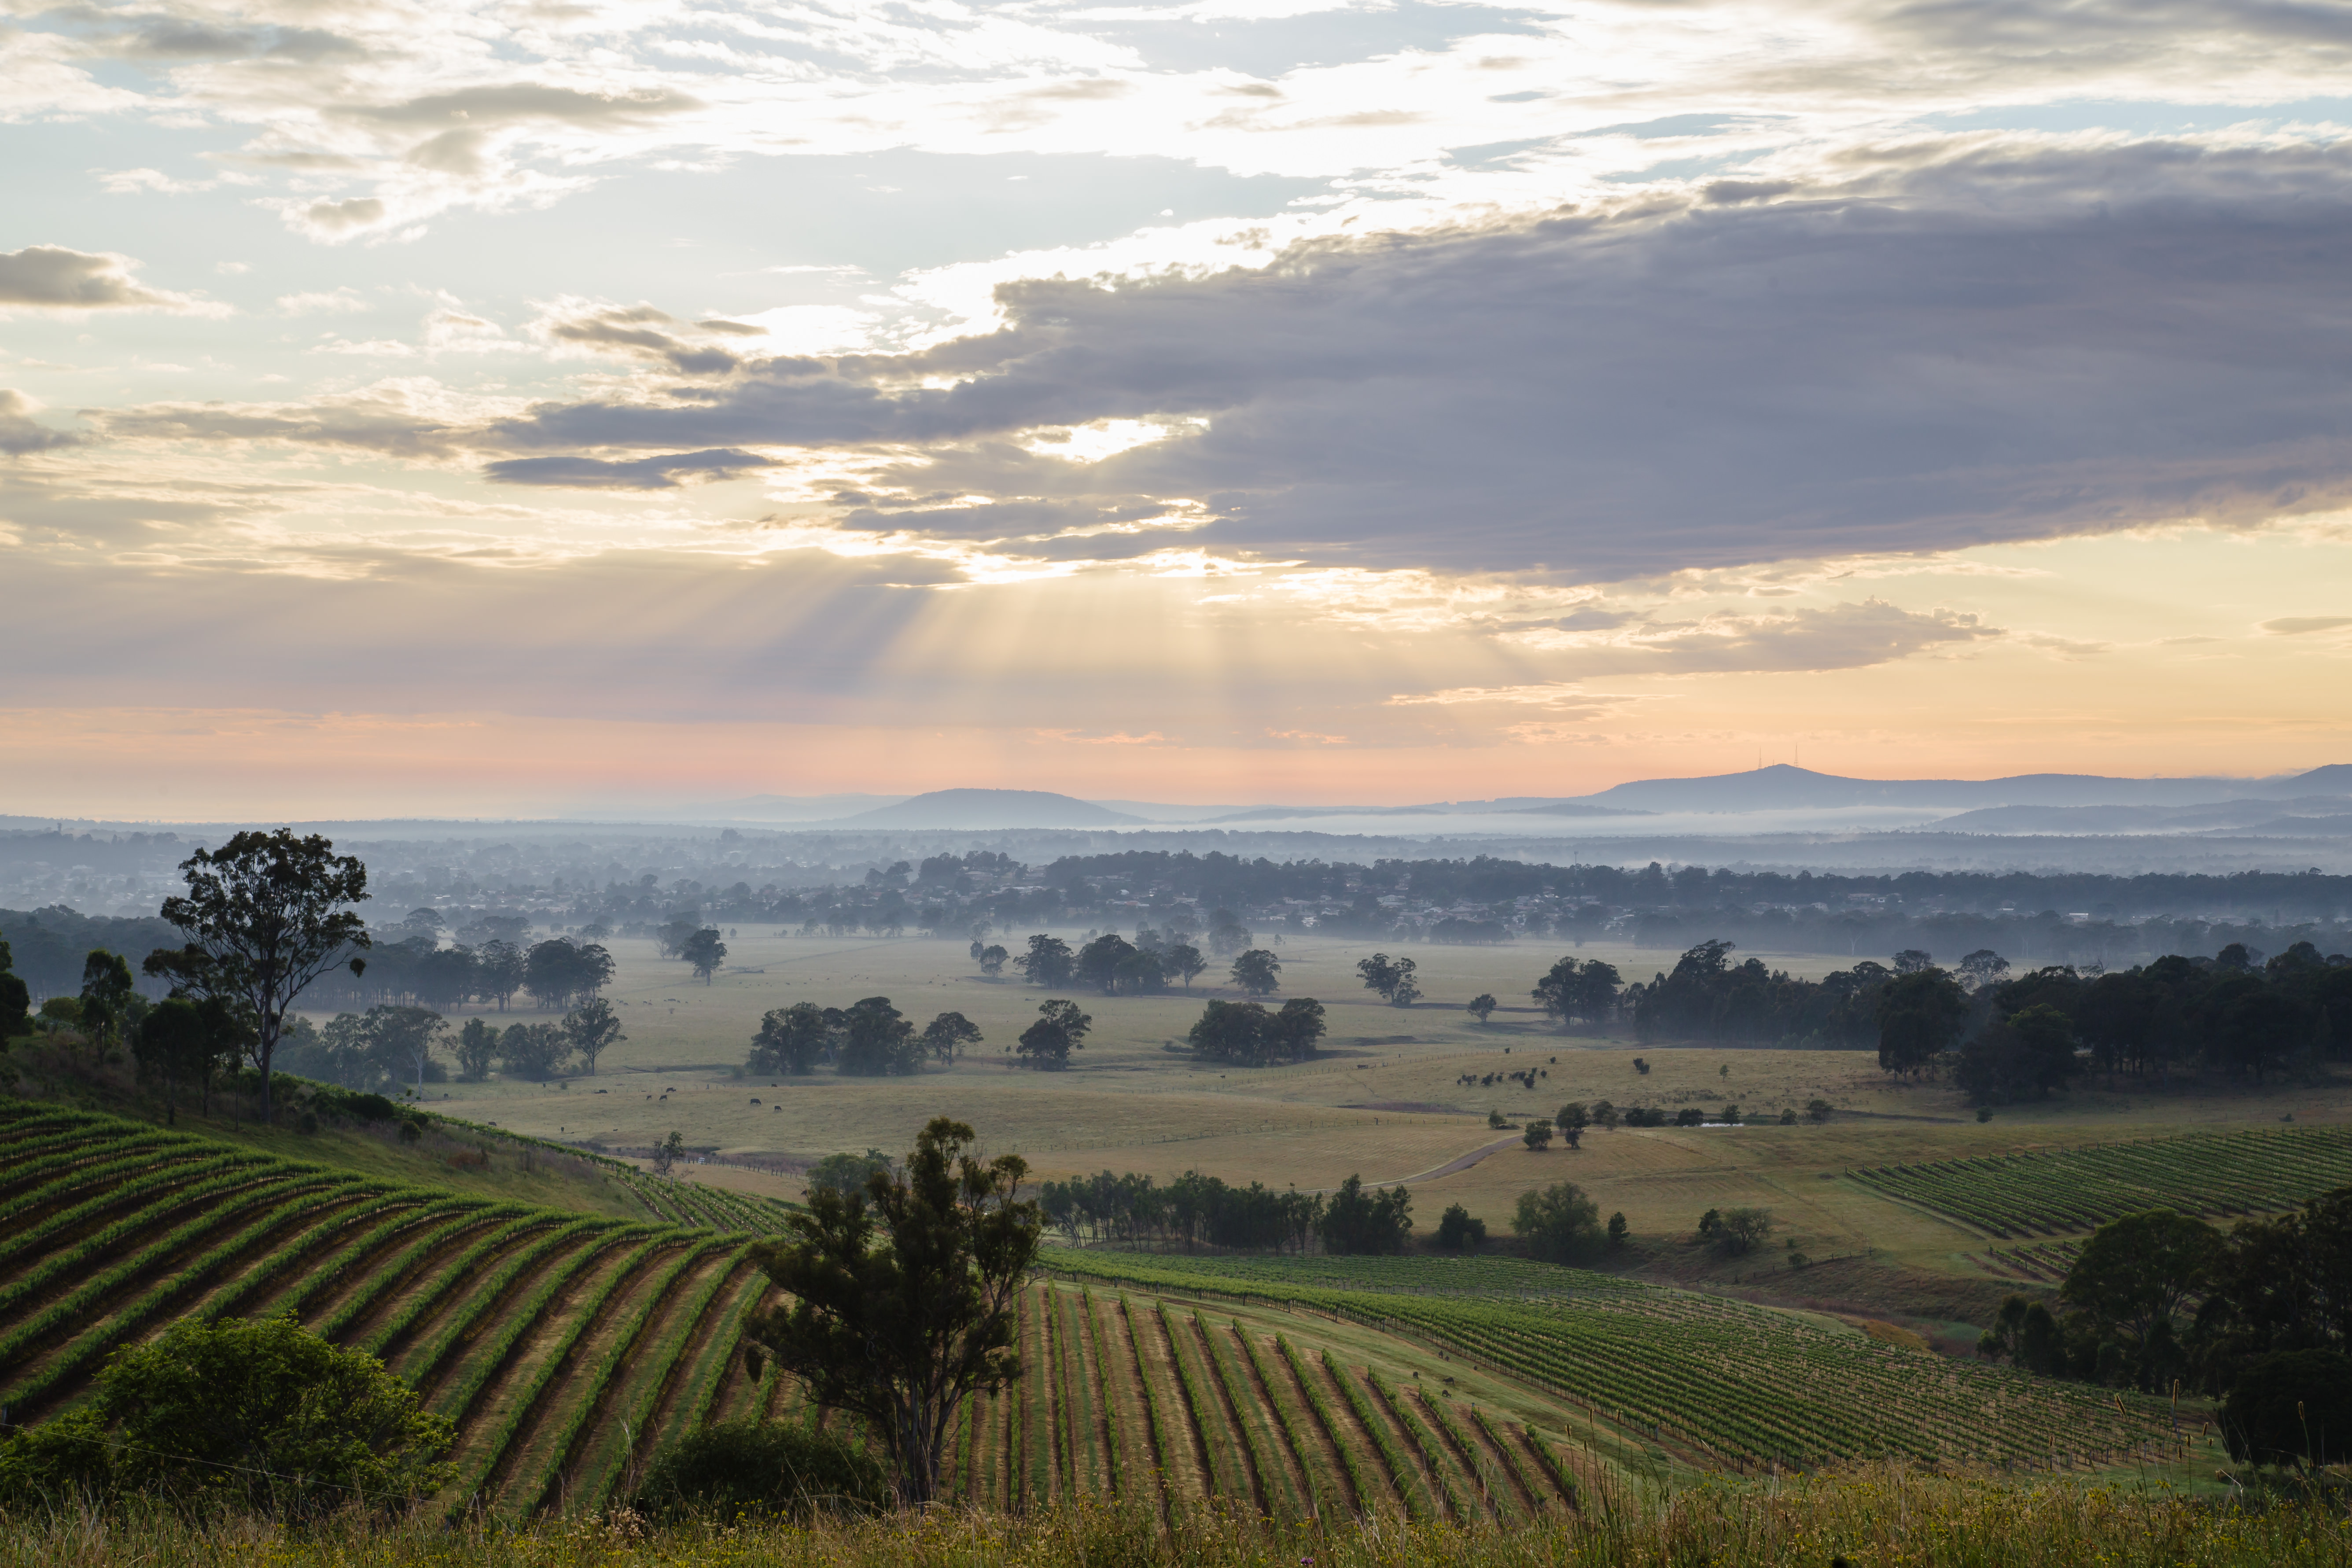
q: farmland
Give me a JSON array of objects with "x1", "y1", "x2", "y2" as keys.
[
  {"x1": 1847, "y1": 1125, "x2": 2352, "y2": 1238},
  {"x1": 0, "y1": 1102, "x2": 1594, "y2": 1521},
  {"x1": 1038, "y1": 1251, "x2": 2180, "y2": 1472}
]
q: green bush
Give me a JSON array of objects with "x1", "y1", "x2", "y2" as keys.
[
  {"x1": 0, "y1": 1311, "x2": 452, "y2": 1518},
  {"x1": 633, "y1": 1418, "x2": 891, "y2": 1520}
]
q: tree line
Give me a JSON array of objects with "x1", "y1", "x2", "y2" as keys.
[
  {"x1": 1040, "y1": 1167, "x2": 1413, "y2": 1255},
  {"x1": 1874, "y1": 938, "x2": 2352, "y2": 1103}
]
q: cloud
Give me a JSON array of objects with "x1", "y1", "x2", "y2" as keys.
[
  {"x1": 93, "y1": 380, "x2": 485, "y2": 458},
  {"x1": 524, "y1": 299, "x2": 748, "y2": 374},
  {"x1": 278, "y1": 288, "x2": 372, "y2": 315},
  {"x1": 1507, "y1": 600, "x2": 1998, "y2": 674},
  {"x1": 2263, "y1": 615, "x2": 2352, "y2": 635},
  {"x1": 302, "y1": 198, "x2": 387, "y2": 237},
  {"x1": 451, "y1": 142, "x2": 2352, "y2": 578},
  {"x1": 0, "y1": 390, "x2": 84, "y2": 456},
  {"x1": 481, "y1": 448, "x2": 777, "y2": 488},
  {"x1": 0, "y1": 245, "x2": 218, "y2": 313}
]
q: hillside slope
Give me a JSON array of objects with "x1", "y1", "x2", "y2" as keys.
[{"x1": 0, "y1": 1104, "x2": 1593, "y2": 1521}]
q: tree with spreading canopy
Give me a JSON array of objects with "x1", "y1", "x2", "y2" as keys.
[
  {"x1": 681, "y1": 928, "x2": 728, "y2": 984},
  {"x1": 143, "y1": 828, "x2": 370, "y2": 1125},
  {"x1": 838, "y1": 996, "x2": 921, "y2": 1076},
  {"x1": 1014, "y1": 934, "x2": 1076, "y2": 988},
  {"x1": 751, "y1": 1001, "x2": 836, "y2": 1075},
  {"x1": 744, "y1": 1117, "x2": 1041, "y2": 1507},
  {"x1": 563, "y1": 996, "x2": 625, "y2": 1075},
  {"x1": 1229, "y1": 947, "x2": 1282, "y2": 997},
  {"x1": 1016, "y1": 998, "x2": 1091, "y2": 1069},
  {"x1": 922, "y1": 1011, "x2": 983, "y2": 1064},
  {"x1": 1466, "y1": 992, "x2": 1497, "y2": 1025},
  {"x1": 1514, "y1": 1181, "x2": 1604, "y2": 1262},
  {"x1": 1166, "y1": 942, "x2": 1206, "y2": 989}
]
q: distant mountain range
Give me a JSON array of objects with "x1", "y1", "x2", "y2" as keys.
[
  {"x1": 673, "y1": 764, "x2": 2352, "y2": 834},
  {"x1": 1565, "y1": 763, "x2": 2352, "y2": 813},
  {"x1": 834, "y1": 789, "x2": 1145, "y2": 829}
]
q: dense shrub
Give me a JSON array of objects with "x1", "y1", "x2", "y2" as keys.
[{"x1": 631, "y1": 1418, "x2": 890, "y2": 1520}]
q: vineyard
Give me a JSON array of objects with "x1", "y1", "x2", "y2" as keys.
[
  {"x1": 1846, "y1": 1126, "x2": 2352, "y2": 1238},
  {"x1": 0, "y1": 1103, "x2": 1581, "y2": 1522},
  {"x1": 1041, "y1": 1251, "x2": 2178, "y2": 1472}
]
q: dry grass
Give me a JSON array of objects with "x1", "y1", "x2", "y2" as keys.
[{"x1": 4, "y1": 1469, "x2": 2346, "y2": 1568}]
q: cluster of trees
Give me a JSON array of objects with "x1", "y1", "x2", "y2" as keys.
[
  {"x1": 998, "y1": 931, "x2": 1242, "y2": 994},
  {"x1": 1037, "y1": 1167, "x2": 1413, "y2": 1255},
  {"x1": 273, "y1": 996, "x2": 628, "y2": 1090},
  {"x1": 1040, "y1": 1169, "x2": 1322, "y2": 1252},
  {"x1": 301, "y1": 932, "x2": 615, "y2": 1014},
  {"x1": 1877, "y1": 939, "x2": 2352, "y2": 1103},
  {"x1": 1185, "y1": 997, "x2": 1327, "y2": 1066},
  {"x1": 1628, "y1": 939, "x2": 1894, "y2": 1048},
  {"x1": 747, "y1": 999, "x2": 984, "y2": 1077},
  {"x1": 1989, "y1": 1190, "x2": 2352, "y2": 1466}
]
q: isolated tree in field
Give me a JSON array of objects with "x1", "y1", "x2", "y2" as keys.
[
  {"x1": 1357, "y1": 953, "x2": 1399, "y2": 999},
  {"x1": 77, "y1": 948, "x2": 138, "y2": 1062},
  {"x1": 1436, "y1": 1202, "x2": 1487, "y2": 1250},
  {"x1": 977, "y1": 944, "x2": 1008, "y2": 977},
  {"x1": 1014, "y1": 934, "x2": 1076, "y2": 987},
  {"x1": 563, "y1": 996, "x2": 625, "y2": 1075},
  {"x1": 1703, "y1": 1206, "x2": 1773, "y2": 1255},
  {"x1": 1166, "y1": 942, "x2": 1206, "y2": 989},
  {"x1": 652, "y1": 1129, "x2": 686, "y2": 1177},
  {"x1": 750, "y1": 1001, "x2": 835, "y2": 1075},
  {"x1": 1230, "y1": 947, "x2": 1282, "y2": 997},
  {"x1": 1513, "y1": 1181, "x2": 1603, "y2": 1262},
  {"x1": 744, "y1": 1116, "x2": 1042, "y2": 1507},
  {"x1": 143, "y1": 828, "x2": 371, "y2": 1125},
  {"x1": 1606, "y1": 1211, "x2": 1629, "y2": 1249},
  {"x1": 682, "y1": 928, "x2": 728, "y2": 984},
  {"x1": 923, "y1": 1010, "x2": 983, "y2": 1064},
  {"x1": 0, "y1": 1311, "x2": 453, "y2": 1518},
  {"x1": 1556, "y1": 1101, "x2": 1589, "y2": 1137},
  {"x1": 839, "y1": 996, "x2": 920, "y2": 1076},
  {"x1": 1016, "y1": 998, "x2": 1091, "y2": 1069},
  {"x1": 1466, "y1": 992, "x2": 1497, "y2": 1025},
  {"x1": 1522, "y1": 1119, "x2": 1553, "y2": 1151},
  {"x1": 453, "y1": 1017, "x2": 498, "y2": 1082},
  {"x1": 1876, "y1": 967, "x2": 1966, "y2": 1078}
]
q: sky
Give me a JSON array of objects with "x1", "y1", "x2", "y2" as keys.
[{"x1": 5, "y1": 0, "x2": 2352, "y2": 820}]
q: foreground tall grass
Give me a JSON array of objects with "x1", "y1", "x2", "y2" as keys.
[{"x1": 2, "y1": 1469, "x2": 2347, "y2": 1568}]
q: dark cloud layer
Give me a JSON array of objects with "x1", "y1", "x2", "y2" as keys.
[{"x1": 476, "y1": 140, "x2": 2352, "y2": 576}]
